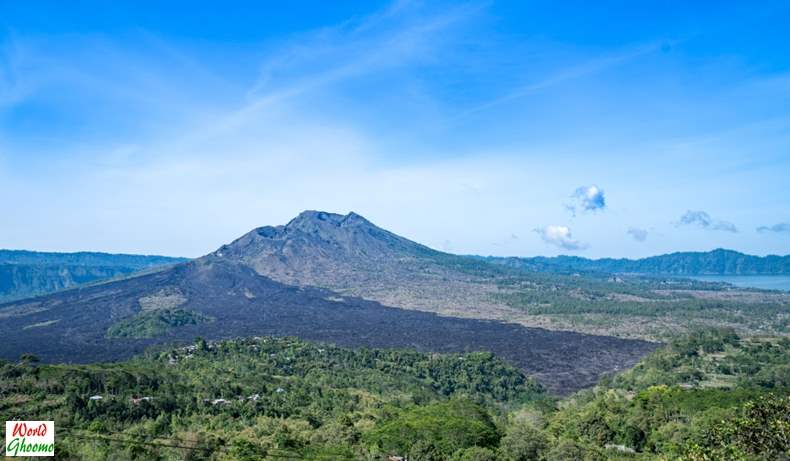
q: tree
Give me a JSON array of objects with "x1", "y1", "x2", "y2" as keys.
[
  {"x1": 223, "y1": 438, "x2": 268, "y2": 461},
  {"x1": 369, "y1": 398, "x2": 500, "y2": 459},
  {"x1": 498, "y1": 422, "x2": 548, "y2": 461},
  {"x1": 543, "y1": 439, "x2": 602, "y2": 461},
  {"x1": 686, "y1": 394, "x2": 790, "y2": 460},
  {"x1": 20, "y1": 353, "x2": 40, "y2": 364},
  {"x1": 450, "y1": 446, "x2": 497, "y2": 461}
]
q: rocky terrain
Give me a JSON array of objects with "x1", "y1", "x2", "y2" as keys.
[
  {"x1": 0, "y1": 212, "x2": 663, "y2": 395},
  {"x1": 207, "y1": 211, "x2": 511, "y2": 318},
  {"x1": 0, "y1": 256, "x2": 658, "y2": 394},
  {"x1": 204, "y1": 211, "x2": 790, "y2": 339},
  {"x1": 5, "y1": 210, "x2": 785, "y2": 391}
]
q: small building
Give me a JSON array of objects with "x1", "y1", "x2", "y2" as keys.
[{"x1": 605, "y1": 444, "x2": 636, "y2": 454}]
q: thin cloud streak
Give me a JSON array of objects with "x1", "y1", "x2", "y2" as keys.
[
  {"x1": 197, "y1": 3, "x2": 478, "y2": 149},
  {"x1": 452, "y1": 41, "x2": 667, "y2": 120}
]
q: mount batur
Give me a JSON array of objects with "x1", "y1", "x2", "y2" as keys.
[{"x1": 0, "y1": 211, "x2": 658, "y2": 394}]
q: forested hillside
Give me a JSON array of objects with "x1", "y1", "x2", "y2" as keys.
[
  {"x1": 0, "y1": 337, "x2": 545, "y2": 460},
  {"x1": 543, "y1": 329, "x2": 790, "y2": 460},
  {"x1": 1, "y1": 330, "x2": 786, "y2": 460},
  {"x1": 0, "y1": 250, "x2": 187, "y2": 303}
]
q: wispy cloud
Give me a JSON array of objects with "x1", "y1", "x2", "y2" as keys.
[
  {"x1": 2, "y1": 1, "x2": 789, "y2": 259},
  {"x1": 454, "y1": 41, "x2": 666, "y2": 119},
  {"x1": 178, "y1": 2, "x2": 481, "y2": 150},
  {"x1": 534, "y1": 225, "x2": 587, "y2": 250},
  {"x1": 677, "y1": 210, "x2": 737, "y2": 232},
  {"x1": 627, "y1": 227, "x2": 648, "y2": 242},
  {"x1": 242, "y1": 2, "x2": 476, "y2": 110},
  {"x1": 757, "y1": 222, "x2": 790, "y2": 233},
  {"x1": 0, "y1": 2, "x2": 489, "y2": 255}
]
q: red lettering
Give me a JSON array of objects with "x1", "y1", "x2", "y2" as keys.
[
  {"x1": 10, "y1": 422, "x2": 48, "y2": 437},
  {"x1": 11, "y1": 422, "x2": 26, "y2": 437}
]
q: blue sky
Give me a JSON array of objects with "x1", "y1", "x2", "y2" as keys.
[{"x1": 1, "y1": 1, "x2": 789, "y2": 258}]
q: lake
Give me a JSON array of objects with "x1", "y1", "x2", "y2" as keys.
[{"x1": 687, "y1": 275, "x2": 790, "y2": 292}]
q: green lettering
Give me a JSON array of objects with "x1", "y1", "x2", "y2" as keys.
[
  {"x1": 7, "y1": 437, "x2": 20, "y2": 456},
  {"x1": 4, "y1": 437, "x2": 53, "y2": 455}
]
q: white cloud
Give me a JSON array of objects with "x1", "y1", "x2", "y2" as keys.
[
  {"x1": 534, "y1": 225, "x2": 587, "y2": 251},
  {"x1": 566, "y1": 185, "x2": 606, "y2": 215}
]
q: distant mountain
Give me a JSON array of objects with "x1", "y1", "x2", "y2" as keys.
[
  {"x1": 0, "y1": 249, "x2": 187, "y2": 267},
  {"x1": 0, "y1": 250, "x2": 188, "y2": 303},
  {"x1": 0, "y1": 212, "x2": 656, "y2": 394},
  {"x1": 484, "y1": 249, "x2": 790, "y2": 275}
]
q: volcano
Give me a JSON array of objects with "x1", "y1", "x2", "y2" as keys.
[{"x1": 0, "y1": 211, "x2": 657, "y2": 394}]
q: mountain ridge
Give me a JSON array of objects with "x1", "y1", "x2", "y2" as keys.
[
  {"x1": 482, "y1": 248, "x2": 790, "y2": 275},
  {"x1": 0, "y1": 249, "x2": 188, "y2": 266},
  {"x1": 0, "y1": 249, "x2": 188, "y2": 303}
]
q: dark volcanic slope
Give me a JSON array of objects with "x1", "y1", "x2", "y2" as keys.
[{"x1": 0, "y1": 258, "x2": 655, "y2": 394}]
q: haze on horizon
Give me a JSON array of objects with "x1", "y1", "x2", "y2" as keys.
[{"x1": 1, "y1": 1, "x2": 789, "y2": 259}]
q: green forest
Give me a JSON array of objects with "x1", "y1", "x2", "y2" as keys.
[
  {"x1": 1, "y1": 330, "x2": 787, "y2": 460},
  {"x1": 106, "y1": 308, "x2": 215, "y2": 339}
]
